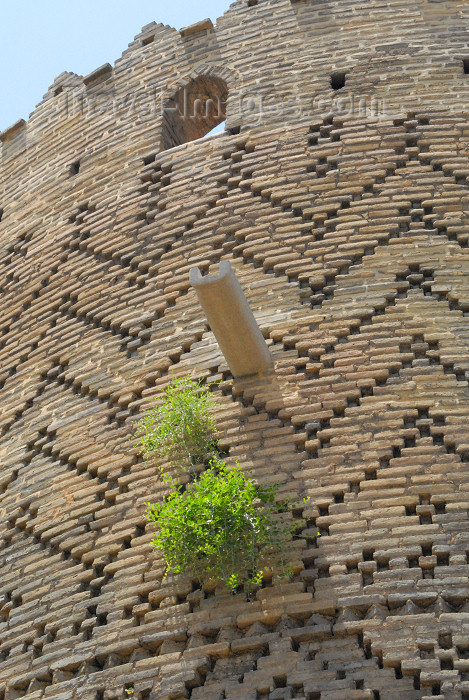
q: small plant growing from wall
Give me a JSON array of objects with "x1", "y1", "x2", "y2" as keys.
[
  {"x1": 134, "y1": 377, "x2": 300, "y2": 592},
  {"x1": 134, "y1": 377, "x2": 218, "y2": 476},
  {"x1": 145, "y1": 459, "x2": 293, "y2": 591}
]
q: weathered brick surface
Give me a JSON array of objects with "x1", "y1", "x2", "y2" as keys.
[{"x1": 1, "y1": 1, "x2": 469, "y2": 698}]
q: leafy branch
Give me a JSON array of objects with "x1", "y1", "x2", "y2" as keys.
[
  {"x1": 133, "y1": 377, "x2": 310, "y2": 593},
  {"x1": 133, "y1": 377, "x2": 218, "y2": 477},
  {"x1": 145, "y1": 460, "x2": 295, "y2": 591}
]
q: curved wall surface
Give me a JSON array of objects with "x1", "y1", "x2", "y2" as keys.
[{"x1": 1, "y1": 1, "x2": 469, "y2": 698}]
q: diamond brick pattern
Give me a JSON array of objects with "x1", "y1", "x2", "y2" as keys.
[{"x1": 2, "y1": 1, "x2": 469, "y2": 698}]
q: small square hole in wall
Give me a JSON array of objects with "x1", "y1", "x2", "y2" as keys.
[
  {"x1": 463, "y1": 59, "x2": 469, "y2": 74},
  {"x1": 54, "y1": 86, "x2": 63, "y2": 96},
  {"x1": 248, "y1": 0, "x2": 258, "y2": 6},
  {"x1": 142, "y1": 35, "x2": 154, "y2": 46},
  {"x1": 0, "y1": 208, "x2": 3, "y2": 222},
  {"x1": 331, "y1": 71, "x2": 346, "y2": 90},
  {"x1": 70, "y1": 161, "x2": 81, "y2": 176}
]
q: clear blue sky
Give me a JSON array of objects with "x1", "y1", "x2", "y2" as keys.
[{"x1": 0, "y1": 1, "x2": 233, "y2": 132}]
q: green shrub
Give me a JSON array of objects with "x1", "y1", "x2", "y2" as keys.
[
  {"x1": 145, "y1": 460, "x2": 293, "y2": 592},
  {"x1": 133, "y1": 377, "x2": 217, "y2": 475},
  {"x1": 135, "y1": 376, "x2": 308, "y2": 593}
]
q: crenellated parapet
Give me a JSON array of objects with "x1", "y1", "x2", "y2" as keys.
[{"x1": 2, "y1": 0, "x2": 469, "y2": 168}]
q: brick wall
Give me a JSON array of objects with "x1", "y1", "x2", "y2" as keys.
[{"x1": 1, "y1": 1, "x2": 469, "y2": 698}]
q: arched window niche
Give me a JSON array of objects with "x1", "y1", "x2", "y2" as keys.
[{"x1": 162, "y1": 73, "x2": 229, "y2": 150}]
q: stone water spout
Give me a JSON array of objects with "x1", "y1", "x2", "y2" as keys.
[{"x1": 189, "y1": 261, "x2": 273, "y2": 378}]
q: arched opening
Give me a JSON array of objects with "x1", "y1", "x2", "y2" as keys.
[
  {"x1": 204, "y1": 121, "x2": 225, "y2": 138},
  {"x1": 162, "y1": 75, "x2": 228, "y2": 150}
]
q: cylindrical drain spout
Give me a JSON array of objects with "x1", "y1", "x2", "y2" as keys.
[{"x1": 189, "y1": 261, "x2": 273, "y2": 378}]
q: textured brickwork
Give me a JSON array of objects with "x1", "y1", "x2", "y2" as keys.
[{"x1": 1, "y1": 1, "x2": 469, "y2": 698}]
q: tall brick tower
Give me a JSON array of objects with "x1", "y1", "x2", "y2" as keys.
[{"x1": 1, "y1": 1, "x2": 469, "y2": 698}]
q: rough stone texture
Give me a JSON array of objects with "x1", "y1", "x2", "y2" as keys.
[{"x1": 1, "y1": 1, "x2": 469, "y2": 699}]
